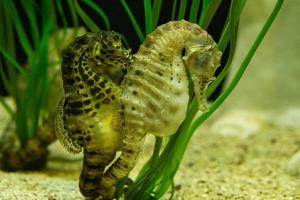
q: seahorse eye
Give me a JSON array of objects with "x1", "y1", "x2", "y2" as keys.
[
  {"x1": 75, "y1": 35, "x2": 88, "y2": 45},
  {"x1": 194, "y1": 53, "x2": 210, "y2": 69},
  {"x1": 113, "y1": 34, "x2": 120, "y2": 41},
  {"x1": 186, "y1": 51, "x2": 212, "y2": 77}
]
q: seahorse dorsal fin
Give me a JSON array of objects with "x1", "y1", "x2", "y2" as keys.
[{"x1": 55, "y1": 99, "x2": 82, "y2": 154}]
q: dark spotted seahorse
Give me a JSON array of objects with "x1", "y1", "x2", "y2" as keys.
[
  {"x1": 99, "y1": 20, "x2": 222, "y2": 198},
  {"x1": 54, "y1": 31, "x2": 133, "y2": 198}
]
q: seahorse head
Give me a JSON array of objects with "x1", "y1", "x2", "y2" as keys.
[
  {"x1": 64, "y1": 31, "x2": 133, "y2": 85},
  {"x1": 90, "y1": 31, "x2": 133, "y2": 84},
  {"x1": 183, "y1": 33, "x2": 222, "y2": 111}
]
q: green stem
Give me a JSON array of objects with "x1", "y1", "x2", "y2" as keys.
[
  {"x1": 150, "y1": 137, "x2": 163, "y2": 167},
  {"x1": 81, "y1": 0, "x2": 111, "y2": 30},
  {"x1": 73, "y1": 0, "x2": 100, "y2": 32},
  {"x1": 207, "y1": 0, "x2": 246, "y2": 98},
  {"x1": 120, "y1": 0, "x2": 145, "y2": 42},
  {"x1": 177, "y1": 0, "x2": 187, "y2": 20},
  {"x1": 67, "y1": 0, "x2": 79, "y2": 35},
  {"x1": 189, "y1": 0, "x2": 201, "y2": 23},
  {"x1": 152, "y1": 0, "x2": 163, "y2": 29},
  {"x1": 144, "y1": 0, "x2": 153, "y2": 35},
  {"x1": 171, "y1": 0, "x2": 178, "y2": 20}
]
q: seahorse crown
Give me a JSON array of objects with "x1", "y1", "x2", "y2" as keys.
[{"x1": 62, "y1": 31, "x2": 133, "y2": 85}]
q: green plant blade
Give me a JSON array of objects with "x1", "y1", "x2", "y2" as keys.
[
  {"x1": 81, "y1": 0, "x2": 111, "y2": 30},
  {"x1": 73, "y1": 0, "x2": 100, "y2": 32},
  {"x1": 152, "y1": 0, "x2": 163, "y2": 29},
  {"x1": 171, "y1": 0, "x2": 178, "y2": 20},
  {"x1": 189, "y1": 0, "x2": 201, "y2": 23},
  {"x1": 20, "y1": 0, "x2": 40, "y2": 49},
  {"x1": 199, "y1": 0, "x2": 222, "y2": 29},
  {"x1": 0, "y1": 48, "x2": 27, "y2": 77},
  {"x1": 207, "y1": 0, "x2": 246, "y2": 98},
  {"x1": 0, "y1": 0, "x2": 18, "y2": 100},
  {"x1": 177, "y1": 0, "x2": 187, "y2": 20},
  {"x1": 6, "y1": 1, "x2": 33, "y2": 56},
  {"x1": 55, "y1": 0, "x2": 68, "y2": 35},
  {"x1": 67, "y1": 0, "x2": 79, "y2": 36},
  {"x1": 144, "y1": 0, "x2": 153, "y2": 35},
  {"x1": 120, "y1": 0, "x2": 145, "y2": 42}
]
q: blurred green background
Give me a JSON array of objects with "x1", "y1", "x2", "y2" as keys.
[{"x1": 222, "y1": 0, "x2": 299, "y2": 111}]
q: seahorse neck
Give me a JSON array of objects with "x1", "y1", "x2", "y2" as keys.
[{"x1": 136, "y1": 20, "x2": 206, "y2": 62}]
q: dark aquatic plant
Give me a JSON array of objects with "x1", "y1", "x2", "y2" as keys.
[
  {"x1": 0, "y1": 0, "x2": 54, "y2": 171},
  {"x1": 0, "y1": 0, "x2": 109, "y2": 171}
]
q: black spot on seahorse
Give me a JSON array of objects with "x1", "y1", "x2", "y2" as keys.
[
  {"x1": 102, "y1": 98, "x2": 110, "y2": 104},
  {"x1": 86, "y1": 151, "x2": 98, "y2": 156},
  {"x1": 156, "y1": 71, "x2": 163, "y2": 76},
  {"x1": 74, "y1": 129, "x2": 82, "y2": 134},
  {"x1": 75, "y1": 36, "x2": 88, "y2": 45},
  {"x1": 86, "y1": 136, "x2": 92, "y2": 142},
  {"x1": 100, "y1": 49, "x2": 107, "y2": 55},
  {"x1": 108, "y1": 49, "x2": 115, "y2": 54},
  {"x1": 62, "y1": 65, "x2": 73, "y2": 75},
  {"x1": 62, "y1": 50, "x2": 75, "y2": 67},
  {"x1": 100, "y1": 81, "x2": 106, "y2": 88},
  {"x1": 81, "y1": 176, "x2": 101, "y2": 184},
  {"x1": 96, "y1": 92, "x2": 105, "y2": 100},
  {"x1": 65, "y1": 78, "x2": 75, "y2": 85},
  {"x1": 69, "y1": 101, "x2": 83, "y2": 108},
  {"x1": 83, "y1": 100, "x2": 92, "y2": 105},
  {"x1": 94, "y1": 74, "x2": 100, "y2": 81},
  {"x1": 113, "y1": 34, "x2": 120, "y2": 41},
  {"x1": 88, "y1": 79, "x2": 94, "y2": 86},
  {"x1": 125, "y1": 149, "x2": 133, "y2": 154},
  {"x1": 90, "y1": 87, "x2": 101, "y2": 96},
  {"x1": 84, "y1": 108, "x2": 93, "y2": 113},
  {"x1": 86, "y1": 165, "x2": 99, "y2": 170},
  {"x1": 75, "y1": 76, "x2": 81, "y2": 82},
  {"x1": 69, "y1": 109, "x2": 84, "y2": 115},
  {"x1": 134, "y1": 70, "x2": 141, "y2": 76},
  {"x1": 82, "y1": 74, "x2": 89, "y2": 81},
  {"x1": 105, "y1": 88, "x2": 111, "y2": 94},
  {"x1": 107, "y1": 172, "x2": 118, "y2": 179},
  {"x1": 102, "y1": 43, "x2": 107, "y2": 49}
]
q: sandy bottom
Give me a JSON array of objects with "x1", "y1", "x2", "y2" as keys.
[
  {"x1": 165, "y1": 125, "x2": 300, "y2": 199},
  {"x1": 1, "y1": 110, "x2": 300, "y2": 200}
]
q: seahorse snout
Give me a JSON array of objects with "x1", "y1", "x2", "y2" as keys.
[
  {"x1": 185, "y1": 44, "x2": 221, "y2": 77},
  {"x1": 184, "y1": 40, "x2": 222, "y2": 111}
]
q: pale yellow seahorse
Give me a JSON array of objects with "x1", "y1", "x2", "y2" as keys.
[{"x1": 99, "y1": 20, "x2": 222, "y2": 199}]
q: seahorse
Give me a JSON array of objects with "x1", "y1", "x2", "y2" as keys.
[
  {"x1": 99, "y1": 20, "x2": 222, "y2": 199},
  {"x1": 54, "y1": 31, "x2": 133, "y2": 198}
]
